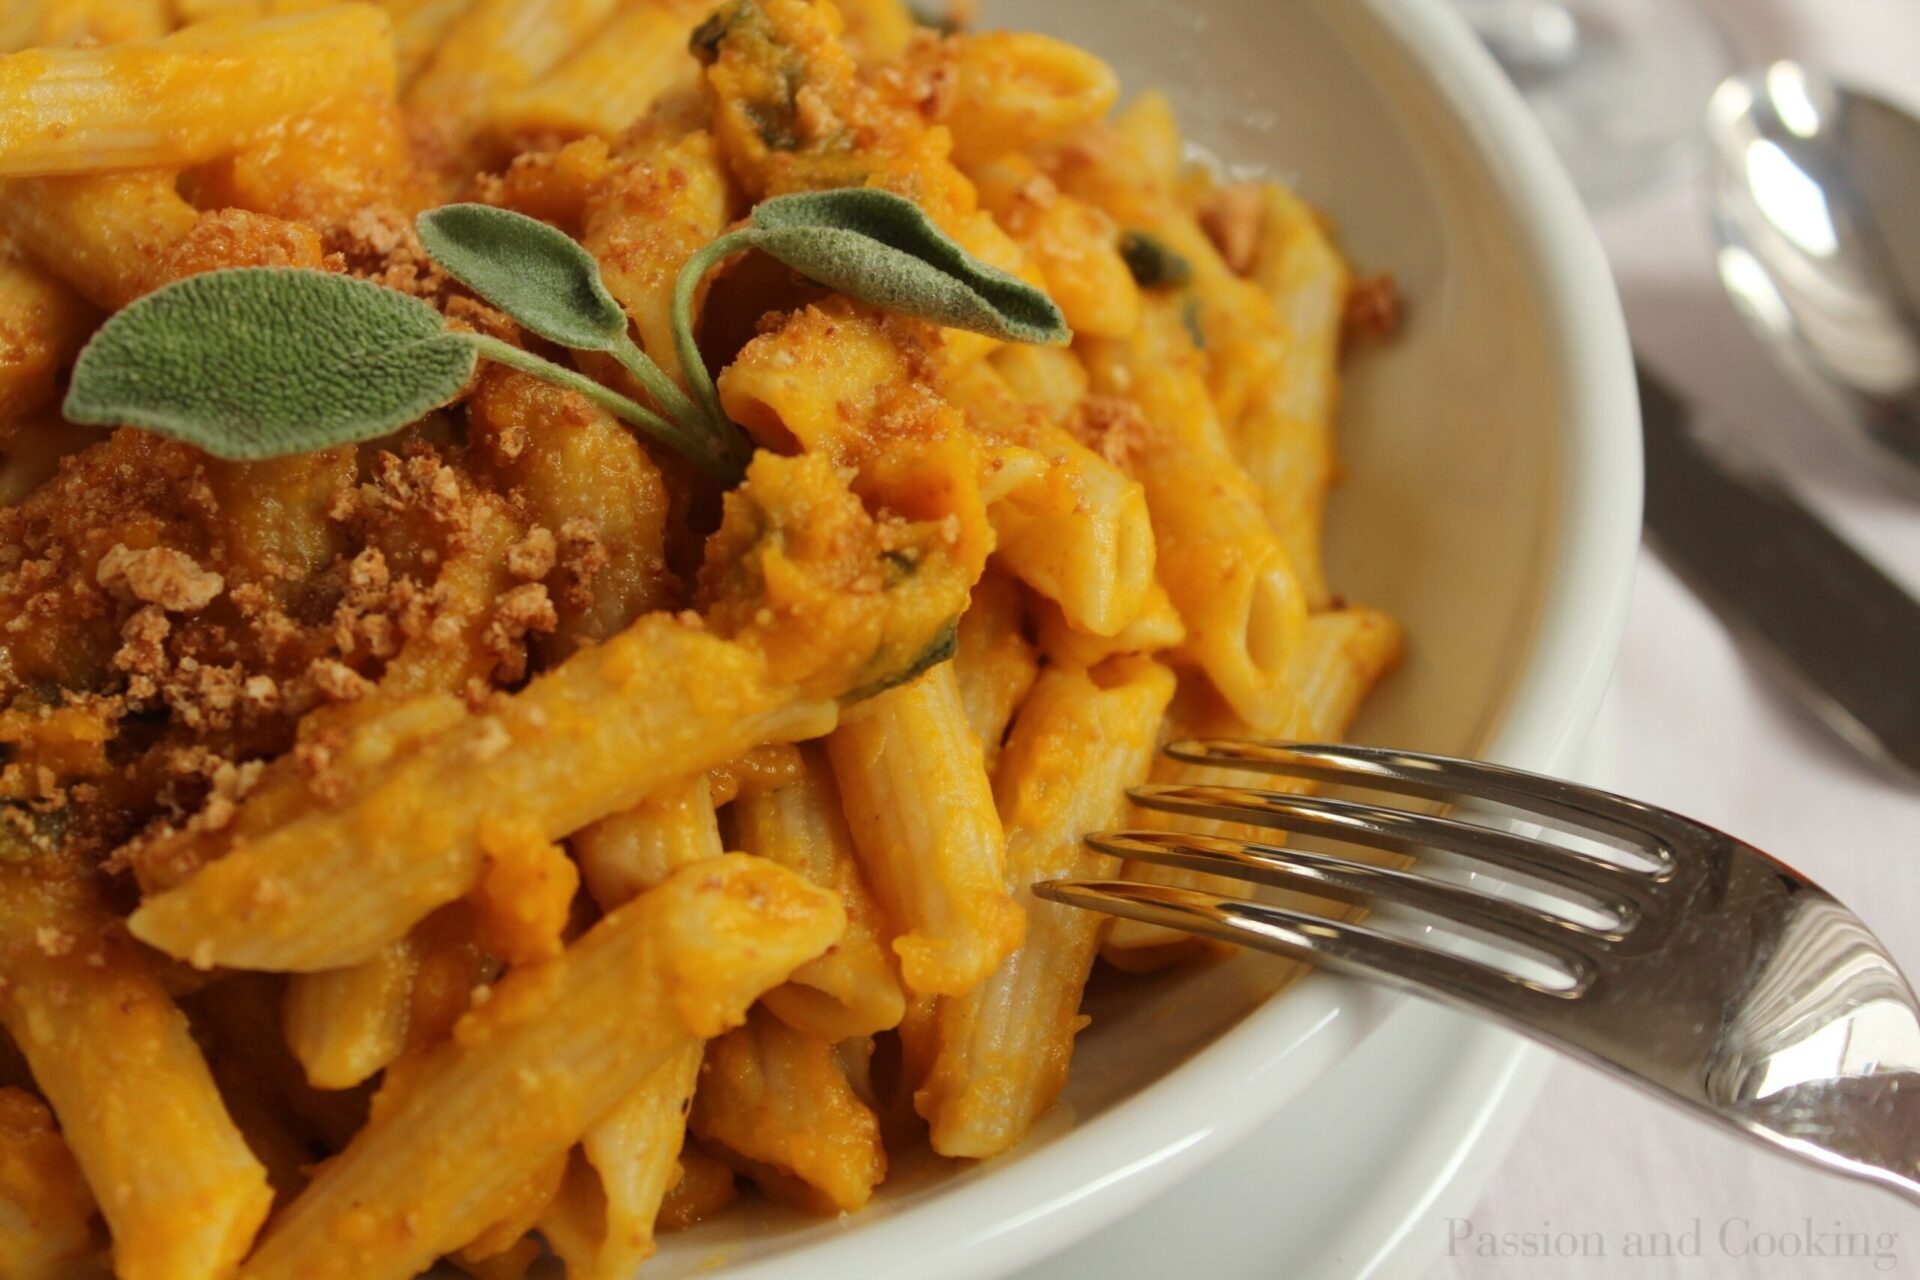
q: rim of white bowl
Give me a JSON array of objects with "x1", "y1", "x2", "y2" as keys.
[{"x1": 718, "y1": 0, "x2": 1643, "y2": 1275}]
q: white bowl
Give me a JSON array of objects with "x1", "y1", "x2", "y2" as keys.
[{"x1": 646, "y1": 0, "x2": 1641, "y2": 1273}]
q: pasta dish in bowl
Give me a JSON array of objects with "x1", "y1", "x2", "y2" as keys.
[{"x1": 0, "y1": 0, "x2": 1639, "y2": 1277}]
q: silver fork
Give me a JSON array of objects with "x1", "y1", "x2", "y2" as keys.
[{"x1": 1035, "y1": 741, "x2": 1920, "y2": 1207}]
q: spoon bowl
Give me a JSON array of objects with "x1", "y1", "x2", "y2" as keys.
[{"x1": 1706, "y1": 61, "x2": 1920, "y2": 482}]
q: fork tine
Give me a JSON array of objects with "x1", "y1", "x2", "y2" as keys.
[
  {"x1": 1127, "y1": 783, "x2": 1655, "y2": 908},
  {"x1": 1164, "y1": 741, "x2": 1677, "y2": 857},
  {"x1": 1035, "y1": 879, "x2": 1593, "y2": 1000},
  {"x1": 1088, "y1": 830, "x2": 1625, "y2": 949}
]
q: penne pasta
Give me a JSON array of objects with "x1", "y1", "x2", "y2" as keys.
[
  {"x1": 988, "y1": 342, "x2": 1089, "y2": 422},
  {"x1": 0, "y1": 171, "x2": 198, "y2": 310},
  {"x1": 1231, "y1": 181, "x2": 1352, "y2": 610},
  {"x1": 653, "y1": 1142, "x2": 737, "y2": 1233},
  {"x1": 971, "y1": 153, "x2": 1141, "y2": 340},
  {"x1": 1102, "y1": 608, "x2": 1405, "y2": 966},
  {"x1": 951, "y1": 568, "x2": 1039, "y2": 774},
  {"x1": 381, "y1": 0, "x2": 478, "y2": 88},
  {"x1": 1031, "y1": 576, "x2": 1186, "y2": 670},
  {"x1": 283, "y1": 936, "x2": 424, "y2": 1091},
  {"x1": 491, "y1": 2, "x2": 703, "y2": 142},
  {"x1": 918, "y1": 656, "x2": 1175, "y2": 1157},
  {"x1": 233, "y1": 855, "x2": 845, "y2": 1280},
  {"x1": 935, "y1": 32, "x2": 1120, "y2": 168},
  {"x1": 0, "y1": 872, "x2": 272, "y2": 1280},
  {"x1": 0, "y1": 237, "x2": 96, "y2": 422},
  {"x1": 828, "y1": 662, "x2": 1025, "y2": 998},
  {"x1": 539, "y1": 1047, "x2": 702, "y2": 1280},
  {"x1": 947, "y1": 360, "x2": 1157, "y2": 638},
  {"x1": 406, "y1": 0, "x2": 621, "y2": 168},
  {"x1": 690, "y1": 1006, "x2": 887, "y2": 1213},
  {"x1": 0, "y1": 1087, "x2": 102, "y2": 1280},
  {"x1": 546, "y1": 772, "x2": 724, "y2": 1277},
  {"x1": 9, "y1": 0, "x2": 169, "y2": 50},
  {"x1": 729, "y1": 745, "x2": 907, "y2": 1039},
  {"x1": 0, "y1": 6, "x2": 396, "y2": 177},
  {"x1": 1079, "y1": 296, "x2": 1309, "y2": 729},
  {"x1": 579, "y1": 129, "x2": 733, "y2": 393}
]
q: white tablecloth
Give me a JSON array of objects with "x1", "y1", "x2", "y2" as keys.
[{"x1": 1429, "y1": 0, "x2": 1920, "y2": 1275}]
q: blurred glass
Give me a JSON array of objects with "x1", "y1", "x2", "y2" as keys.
[{"x1": 1453, "y1": 0, "x2": 1735, "y2": 204}]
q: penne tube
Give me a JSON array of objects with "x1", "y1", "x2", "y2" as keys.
[
  {"x1": 971, "y1": 153, "x2": 1140, "y2": 339},
  {"x1": 1231, "y1": 180, "x2": 1352, "y2": 611},
  {"x1": 730, "y1": 745, "x2": 907, "y2": 1040},
  {"x1": 0, "y1": 1087, "x2": 103, "y2": 1280},
  {"x1": 690, "y1": 1006, "x2": 886, "y2": 1214},
  {"x1": 937, "y1": 32, "x2": 1120, "y2": 168},
  {"x1": 283, "y1": 936, "x2": 423, "y2": 1091},
  {"x1": 580, "y1": 130, "x2": 732, "y2": 392},
  {"x1": 948, "y1": 361, "x2": 1156, "y2": 638},
  {"x1": 490, "y1": 2, "x2": 702, "y2": 141},
  {"x1": 828, "y1": 662, "x2": 1025, "y2": 998},
  {"x1": 0, "y1": 7, "x2": 45, "y2": 53},
  {"x1": 987, "y1": 342, "x2": 1088, "y2": 423},
  {"x1": 1111, "y1": 90, "x2": 1182, "y2": 187},
  {"x1": 571, "y1": 775, "x2": 723, "y2": 911},
  {"x1": 654, "y1": 1141, "x2": 737, "y2": 1233},
  {"x1": 233, "y1": 855, "x2": 845, "y2": 1280},
  {"x1": 0, "y1": 873, "x2": 272, "y2": 1280},
  {"x1": 1031, "y1": 577, "x2": 1186, "y2": 670},
  {"x1": 0, "y1": 171, "x2": 197, "y2": 310},
  {"x1": 918, "y1": 656, "x2": 1175, "y2": 1158},
  {"x1": 11, "y1": 0, "x2": 170, "y2": 49},
  {"x1": 0, "y1": 6, "x2": 396, "y2": 177},
  {"x1": 1102, "y1": 608, "x2": 1404, "y2": 966},
  {"x1": 129, "y1": 452, "x2": 980, "y2": 973},
  {"x1": 173, "y1": 0, "x2": 341, "y2": 21},
  {"x1": 405, "y1": 0, "x2": 621, "y2": 168},
  {"x1": 381, "y1": 0, "x2": 476, "y2": 87},
  {"x1": 1079, "y1": 297, "x2": 1309, "y2": 729},
  {"x1": 542, "y1": 774, "x2": 720, "y2": 1280},
  {"x1": 184, "y1": 80, "x2": 421, "y2": 228},
  {"x1": 540, "y1": 1049, "x2": 703, "y2": 1280},
  {"x1": 951, "y1": 568, "x2": 1038, "y2": 774},
  {"x1": 0, "y1": 238, "x2": 96, "y2": 421}
]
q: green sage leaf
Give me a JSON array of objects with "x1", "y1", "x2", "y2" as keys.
[
  {"x1": 749, "y1": 188, "x2": 1070, "y2": 345},
  {"x1": 419, "y1": 203, "x2": 715, "y2": 442},
  {"x1": 417, "y1": 204, "x2": 629, "y2": 353},
  {"x1": 62, "y1": 268, "x2": 477, "y2": 461},
  {"x1": 1119, "y1": 230, "x2": 1192, "y2": 289},
  {"x1": 842, "y1": 615, "x2": 960, "y2": 704}
]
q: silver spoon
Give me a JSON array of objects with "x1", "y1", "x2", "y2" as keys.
[{"x1": 1706, "y1": 61, "x2": 1920, "y2": 484}]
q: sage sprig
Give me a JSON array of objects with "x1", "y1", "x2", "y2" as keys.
[
  {"x1": 670, "y1": 188, "x2": 1070, "y2": 426},
  {"x1": 415, "y1": 203, "x2": 703, "y2": 431},
  {"x1": 61, "y1": 187, "x2": 1068, "y2": 481},
  {"x1": 62, "y1": 270, "x2": 745, "y2": 481}
]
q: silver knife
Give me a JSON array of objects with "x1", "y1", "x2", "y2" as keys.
[{"x1": 1638, "y1": 361, "x2": 1920, "y2": 784}]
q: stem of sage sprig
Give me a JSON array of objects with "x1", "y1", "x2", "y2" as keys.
[
  {"x1": 463, "y1": 335, "x2": 746, "y2": 481},
  {"x1": 670, "y1": 229, "x2": 757, "y2": 436},
  {"x1": 415, "y1": 204, "x2": 706, "y2": 433}
]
